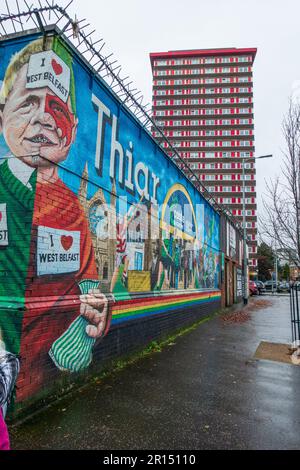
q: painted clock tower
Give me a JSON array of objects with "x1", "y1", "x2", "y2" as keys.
[{"x1": 78, "y1": 163, "x2": 116, "y2": 289}]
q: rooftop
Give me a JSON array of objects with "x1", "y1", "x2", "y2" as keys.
[{"x1": 150, "y1": 47, "x2": 257, "y2": 64}]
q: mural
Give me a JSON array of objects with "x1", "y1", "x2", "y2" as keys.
[{"x1": 0, "y1": 33, "x2": 220, "y2": 401}]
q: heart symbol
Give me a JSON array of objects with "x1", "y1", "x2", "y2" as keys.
[
  {"x1": 61, "y1": 235, "x2": 73, "y2": 251},
  {"x1": 51, "y1": 59, "x2": 63, "y2": 75}
]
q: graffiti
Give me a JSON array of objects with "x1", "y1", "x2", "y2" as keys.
[
  {"x1": 0, "y1": 36, "x2": 111, "y2": 397},
  {"x1": 0, "y1": 33, "x2": 220, "y2": 401},
  {"x1": 237, "y1": 269, "x2": 243, "y2": 298},
  {"x1": 92, "y1": 94, "x2": 160, "y2": 205}
]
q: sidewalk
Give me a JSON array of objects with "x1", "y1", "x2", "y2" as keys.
[{"x1": 10, "y1": 295, "x2": 300, "y2": 450}]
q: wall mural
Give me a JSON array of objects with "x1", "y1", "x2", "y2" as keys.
[{"x1": 0, "y1": 34, "x2": 220, "y2": 401}]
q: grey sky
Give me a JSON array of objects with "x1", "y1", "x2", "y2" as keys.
[{"x1": 4, "y1": 0, "x2": 300, "y2": 226}]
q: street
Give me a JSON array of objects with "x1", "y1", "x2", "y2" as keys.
[{"x1": 10, "y1": 295, "x2": 300, "y2": 450}]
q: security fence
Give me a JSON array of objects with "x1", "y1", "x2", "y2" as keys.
[{"x1": 290, "y1": 284, "x2": 300, "y2": 347}]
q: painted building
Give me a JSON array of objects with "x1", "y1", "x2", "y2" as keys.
[
  {"x1": 150, "y1": 48, "x2": 257, "y2": 273},
  {"x1": 0, "y1": 29, "x2": 226, "y2": 411},
  {"x1": 219, "y1": 214, "x2": 245, "y2": 307}
]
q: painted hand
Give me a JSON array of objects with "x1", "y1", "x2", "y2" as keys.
[{"x1": 80, "y1": 289, "x2": 109, "y2": 339}]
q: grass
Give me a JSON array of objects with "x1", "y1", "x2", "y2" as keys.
[{"x1": 92, "y1": 312, "x2": 217, "y2": 377}]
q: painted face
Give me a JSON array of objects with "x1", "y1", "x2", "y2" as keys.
[
  {"x1": 0, "y1": 64, "x2": 77, "y2": 168},
  {"x1": 45, "y1": 93, "x2": 75, "y2": 147}
]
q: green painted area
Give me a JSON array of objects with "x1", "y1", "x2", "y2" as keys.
[
  {"x1": 0, "y1": 160, "x2": 36, "y2": 353},
  {"x1": 52, "y1": 36, "x2": 76, "y2": 115},
  {"x1": 112, "y1": 264, "x2": 131, "y2": 300}
]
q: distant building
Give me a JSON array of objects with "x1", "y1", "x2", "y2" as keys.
[
  {"x1": 150, "y1": 47, "x2": 257, "y2": 273},
  {"x1": 277, "y1": 248, "x2": 300, "y2": 280}
]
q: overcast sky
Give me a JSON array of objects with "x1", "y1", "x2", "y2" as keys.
[{"x1": 4, "y1": 0, "x2": 300, "y2": 227}]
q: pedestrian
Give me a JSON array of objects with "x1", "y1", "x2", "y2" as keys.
[
  {"x1": 0, "y1": 338, "x2": 20, "y2": 451},
  {"x1": 0, "y1": 407, "x2": 9, "y2": 451}
]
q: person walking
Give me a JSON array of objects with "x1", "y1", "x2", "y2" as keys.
[
  {"x1": 0, "y1": 407, "x2": 9, "y2": 451},
  {"x1": 0, "y1": 339, "x2": 20, "y2": 450}
]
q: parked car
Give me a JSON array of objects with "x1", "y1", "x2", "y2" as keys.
[
  {"x1": 255, "y1": 280, "x2": 266, "y2": 295},
  {"x1": 264, "y1": 280, "x2": 279, "y2": 292},
  {"x1": 278, "y1": 281, "x2": 290, "y2": 293},
  {"x1": 249, "y1": 280, "x2": 258, "y2": 296}
]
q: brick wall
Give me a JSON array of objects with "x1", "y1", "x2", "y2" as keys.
[{"x1": 11, "y1": 298, "x2": 221, "y2": 417}]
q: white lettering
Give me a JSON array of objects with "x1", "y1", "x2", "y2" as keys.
[
  {"x1": 151, "y1": 172, "x2": 160, "y2": 205},
  {"x1": 0, "y1": 203, "x2": 8, "y2": 246},
  {"x1": 125, "y1": 142, "x2": 134, "y2": 192},
  {"x1": 92, "y1": 95, "x2": 160, "y2": 203},
  {"x1": 110, "y1": 115, "x2": 124, "y2": 185},
  {"x1": 92, "y1": 94, "x2": 111, "y2": 175},
  {"x1": 103, "y1": 455, "x2": 138, "y2": 467},
  {"x1": 134, "y1": 161, "x2": 149, "y2": 201}
]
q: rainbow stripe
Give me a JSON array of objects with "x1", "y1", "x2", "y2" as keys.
[{"x1": 111, "y1": 290, "x2": 221, "y2": 325}]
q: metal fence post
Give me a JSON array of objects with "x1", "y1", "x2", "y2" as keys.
[{"x1": 290, "y1": 284, "x2": 300, "y2": 347}]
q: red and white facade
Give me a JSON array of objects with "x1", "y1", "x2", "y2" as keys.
[{"x1": 150, "y1": 48, "x2": 257, "y2": 271}]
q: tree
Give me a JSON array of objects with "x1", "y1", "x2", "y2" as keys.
[
  {"x1": 260, "y1": 99, "x2": 300, "y2": 268},
  {"x1": 280, "y1": 263, "x2": 290, "y2": 281},
  {"x1": 257, "y1": 242, "x2": 274, "y2": 281}
]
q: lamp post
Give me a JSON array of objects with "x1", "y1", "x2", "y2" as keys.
[
  {"x1": 272, "y1": 239, "x2": 278, "y2": 294},
  {"x1": 242, "y1": 154, "x2": 273, "y2": 305}
]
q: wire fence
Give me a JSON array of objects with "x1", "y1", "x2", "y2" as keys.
[{"x1": 290, "y1": 283, "x2": 300, "y2": 347}]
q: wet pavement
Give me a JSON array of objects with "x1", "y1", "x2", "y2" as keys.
[{"x1": 9, "y1": 295, "x2": 300, "y2": 450}]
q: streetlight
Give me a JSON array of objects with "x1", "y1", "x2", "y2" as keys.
[{"x1": 242, "y1": 154, "x2": 273, "y2": 305}]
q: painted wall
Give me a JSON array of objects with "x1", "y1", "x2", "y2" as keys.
[
  {"x1": 220, "y1": 214, "x2": 244, "y2": 306},
  {"x1": 0, "y1": 32, "x2": 221, "y2": 404}
]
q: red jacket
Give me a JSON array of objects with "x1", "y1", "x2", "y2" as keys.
[{"x1": 18, "y1": 177, "x2": 98, "y2": 401}]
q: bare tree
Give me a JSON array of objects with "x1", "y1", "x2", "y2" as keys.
[{"x1": 260, "y1": 98, "x2": 300, "y2": 268}]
